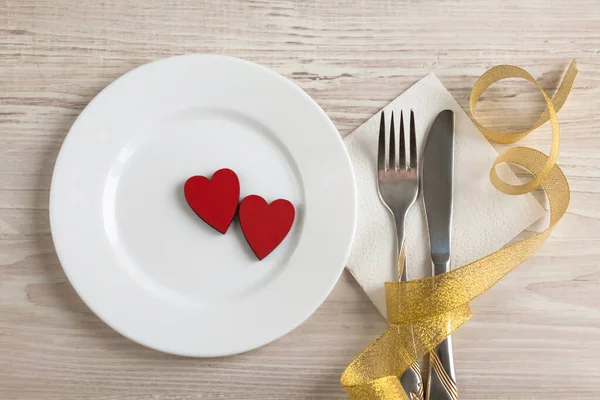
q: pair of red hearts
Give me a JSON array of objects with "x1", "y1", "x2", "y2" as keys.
[{"x1": 183, "y1": 168, "x2": 295, "y2": 260}]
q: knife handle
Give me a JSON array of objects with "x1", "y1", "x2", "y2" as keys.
[
  {"x1": 427, "y1": 336, "x2": 458, "y2": 400},
  {"x1": 432, "y1": 259, "x2": 450, "y2": 276},
  {"x1": 427, "y1": 260, "x2": 458, "y2": 400}
]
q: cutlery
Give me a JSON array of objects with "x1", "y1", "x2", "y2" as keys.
[
  {"x1": 423, "y1": 109, "x2": 458, "y2": 400},
  {"x1": 376, "y1": 110, "x2": 424, "y2": 400}
]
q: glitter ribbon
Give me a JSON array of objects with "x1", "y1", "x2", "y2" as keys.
[{"x1": 341, "y1": 60, "x2": 578, "y2": 399}]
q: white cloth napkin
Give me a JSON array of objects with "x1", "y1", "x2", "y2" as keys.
[{"x1": 344, "y1": 74, "x2": 545, "y2": 318}]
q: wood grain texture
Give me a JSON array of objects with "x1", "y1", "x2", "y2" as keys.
[{"x1": 1, "y1": 0, "x2": 599, "y2": 398}]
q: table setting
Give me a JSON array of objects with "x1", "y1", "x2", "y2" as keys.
[
  {"x1": 341, "y1": 62, "x2": 575, "y2": 400},
  {"x1": 47, "y1": 52, "x2": 576, "y2": 399},
  {"x1": 2, "y1": 2, "x2": 599, "y2": 399}
]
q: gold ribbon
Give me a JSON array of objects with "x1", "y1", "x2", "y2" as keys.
[{"x1": 341, "y1": 60, "x2": 578, "y2": 399}]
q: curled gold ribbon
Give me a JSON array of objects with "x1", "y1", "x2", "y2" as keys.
[
  {"x1": 471, "y1": 60, "x2": 578, "y2": 195},
  {"x1": 341, "y1": 61, "x2": 577, "y2": 399}
]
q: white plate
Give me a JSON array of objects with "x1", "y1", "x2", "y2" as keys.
[{"x1": 49, "y1": 55, "x2": 357, "y2": 357}]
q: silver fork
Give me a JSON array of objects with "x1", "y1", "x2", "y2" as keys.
[{"x1": 376, "y1": 110, "x2": 423, "y2": 400}]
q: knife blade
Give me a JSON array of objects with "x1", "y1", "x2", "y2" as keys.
[{"x1": 423, "y1": 109, "x2": 458, "y2": 400}]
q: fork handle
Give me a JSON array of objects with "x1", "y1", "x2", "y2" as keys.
[
  {"x1": 394, "y1": 213, "x2": 408, "y2": 280},
  {"x1": 394, "y1": 217, "x2": 424, "y2": 400},
  {"x1": 397, "y1": 252, "x2": 424, "y2": 400}
]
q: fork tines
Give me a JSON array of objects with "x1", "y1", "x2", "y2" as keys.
[{"x1": 378, "y1": 110, "x2": 417, "y2": 171}]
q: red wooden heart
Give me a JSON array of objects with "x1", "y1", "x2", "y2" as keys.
[
  {"x1": 184, "y1": 168, "x2": 240, "y2": 234},
  {"x1": 238, "y1": 195, "x2": 295, "y2": 260}
]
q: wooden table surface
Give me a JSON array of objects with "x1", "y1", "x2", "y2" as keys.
[{"x1": 1, "y1": 1, "x2": 599, "y2": 399}]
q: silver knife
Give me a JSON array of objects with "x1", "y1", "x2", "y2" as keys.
[{"x1": 423, "y1": 110, "x2": 458, "y2": 400}]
